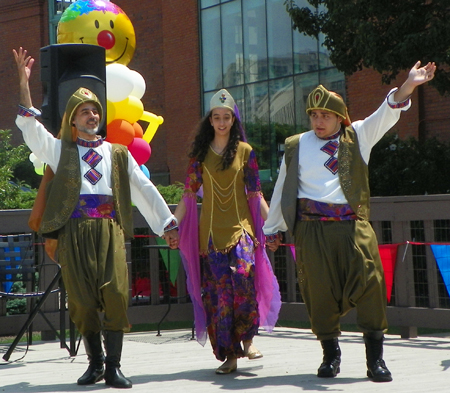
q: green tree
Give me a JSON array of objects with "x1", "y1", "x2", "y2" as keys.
[
  {"x1": 284, "y1": 0, "x2": 450, "y2": 95},
  {"x1": 0, "y1": 129, "x2": 37, "y2": 209},
  {"x1": 369, "y1": 132, "x2": 450, "y2": 196}
]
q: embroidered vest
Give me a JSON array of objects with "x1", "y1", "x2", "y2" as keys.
[
  {"x1": 39, "y1": 141, "x2": 134, "y2": 239},
  {"x1": 281, "y1": 126, "x2": 370, "y2": 235}
]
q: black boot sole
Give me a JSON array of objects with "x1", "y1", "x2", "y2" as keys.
[
  {"x1": 317, "y1": 366, "x2": 340, "y2": 378},
  {"x1": 367, "y1": 370, "x2": 393, "y2": 382},
  {"x1": 77, "y1": 375, "x2": 104, "y2": 385}
]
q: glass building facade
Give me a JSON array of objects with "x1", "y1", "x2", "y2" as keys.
[
  {"x1": 48, "y1": 0, "x2": 346, "y2": 185},
  {"x1": 49, "y1": 0, "x2": 77, "y2": 43},
  {"x1": 200, "y1": 0, "x2": 345, "y2": 181}
]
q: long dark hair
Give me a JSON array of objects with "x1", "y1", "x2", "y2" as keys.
[{"x1": 188, "y1": 110, "x2": 245, "y2": 171}]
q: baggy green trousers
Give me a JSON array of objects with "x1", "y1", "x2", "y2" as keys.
[
  {"x1": 57, "y1": 218, "x2": 130, "y2": 335},
  {"x1": 295, "y1": 220, "x2": 388, "y2": 341}
]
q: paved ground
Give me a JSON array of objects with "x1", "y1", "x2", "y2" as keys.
[{"x1": 1, "y1": 327, "x2": 449, "y2": 392}]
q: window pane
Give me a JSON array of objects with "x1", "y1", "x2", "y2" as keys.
[
  {"x1": 267, "y1": 0, "x2": 293, "y2": 78},
  {"x1": 269, "y1": 77, "x2": 295, "y2": 126},
  {"x1": 222, "y1": 1, "x2": 244, "y2": 87},
  {"x1": 316, "y1": 4, "x2": 334, "y2": 70},
  {"x1": 292, "y1": 1, "x2": 319, "y2": 74},
  {"x1": 294, "y1": 34, "x2": 319, "y2": 74},
  {"x1": 202, "y1": 7, "x2": 222, "y2": 91},
  {"x1": 201, "y1": 0, "x2": 219, "y2": 8},
  {"x1": 294, "y1": 73, "x2": 320, "y2": 132},
  {"x1": 55, "y1": 0, "x2": 76, "y2": 14},
  {"x1": 244, "y1": 82, "x2": 271, "y2": 170},
  {"x1": 243, "y1": 0, "x2": 268, "y2": 83},
  {"x1": 318, "y1": 33, "x2": 335, "y2": 70},
  {"x1": 269, "y1": 77, "x2": 296, "y2": 168},
  {"x1": 203, "y1": 91, "x2": 214, "y2": 115},
  {"x1": 319, "y1": 68, "x2": 347, "y2": 102}
]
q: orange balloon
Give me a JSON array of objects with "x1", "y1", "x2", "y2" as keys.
[
  {"x1": 133, "y1": 122, "x2": 144, "y2": 138},
  {"x1": 106, "y1": 119, "x2": 135, "y2": 146}
]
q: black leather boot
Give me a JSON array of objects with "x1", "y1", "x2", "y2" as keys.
[
  {"x1": 103, "y1": 330, "x2": 132, "y2": 389},
  {"x1": 364, "y1": 332, "x2": 393, "y2": 382},
  {"x1": 77, "y1": 331, "x2": 105, "y2": 385},
  {"x1": 317, "y1": 338, "x2": 341, "y2": 378}
]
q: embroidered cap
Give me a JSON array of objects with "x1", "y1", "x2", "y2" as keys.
[
  {"x1": 61, "y1": 87, "x2": 103, "y2": 142},
  {"x1": 306, "y1": 85, "x2": 351, "y2": 126},
  {"x1": 210, "y1": 89, "x2": 236, "y2": 113}
]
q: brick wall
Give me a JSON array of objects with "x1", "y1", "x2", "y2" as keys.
[
  {"x1": 107, "y1": 0, "x2": 201, "y2": 183},
  {"x1": 347, "y1": 67, "x2": 450, "y2": 142},
  {"x1": 1, "y1": 0, "x2": 48, "y2": 145},
  {"x1": 162, "y1": 0, "x2": 201, "y2": 184}
]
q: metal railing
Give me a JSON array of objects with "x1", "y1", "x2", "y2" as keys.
[{"x1": 2, "y1": 194, "x2": 450, "y2": 339}]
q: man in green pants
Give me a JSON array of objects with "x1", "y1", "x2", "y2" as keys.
[
  {"x1": 263, "y1": 60, "x2": 436, "y2": 382},
  {"x1": 14, "y1": 47, "x2": 179, "y2": 389}
]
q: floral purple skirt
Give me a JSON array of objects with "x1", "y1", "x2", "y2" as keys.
[{"x1": 201, "y1": 232, "x2": 259, "y2": 361}]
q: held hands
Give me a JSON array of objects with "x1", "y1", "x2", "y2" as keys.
[
  {"x1": 265, "y1": 234, "x2": 281, "y2": 253},
  {"x1": 163, "y1": 228, "x2": 180, "y2": 250}
]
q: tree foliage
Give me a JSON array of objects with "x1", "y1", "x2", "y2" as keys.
[
  {"x1": 0, "y1": 129, "x2": 37, "y2": 209},
  {"x1": 369, "y1": 132, "x2": 450, "y2": 196},
  {"x1": 156, "y1": 182, "x2": 185, "y2": 204},
  {"x1": 284, "y1": 0, "x2": 450, "y2": 95}
]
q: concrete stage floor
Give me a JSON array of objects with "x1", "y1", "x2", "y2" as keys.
[{"x1": 1, "y1": 327, "x2": 449, "y2": 392}]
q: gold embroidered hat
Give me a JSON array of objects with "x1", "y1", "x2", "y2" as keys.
[
  {"x1": 61, "y1": 87, "x2": 103, "y2": 142},
  {"x1": 210, "y1": 89, "x2": 236, "y2": 113},
  {"x1": 306, "y1": 85, "x2": 351, "y2": 126}
]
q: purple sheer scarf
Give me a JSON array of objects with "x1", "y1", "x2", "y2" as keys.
[
  {"x1": 248, "y1": 194, "x2": 282, "y2": 332},
  {"x1": 179, "y1": 192, "x2": 281, "y2": 346},
  {"x1": 178, "y1": 194, "x2": 207, "y2": 346}
]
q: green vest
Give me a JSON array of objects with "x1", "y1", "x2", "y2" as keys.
[
  {"x1": 39, "y1": 141, "x2": 134, "y2": 239},
  {"x1": 281, "y1": 126, "x2": 370, "y2": 235}
]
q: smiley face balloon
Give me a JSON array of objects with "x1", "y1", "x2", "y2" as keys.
[{"x1": 57, "y1": 0, "x2": 136, "y2": 65}]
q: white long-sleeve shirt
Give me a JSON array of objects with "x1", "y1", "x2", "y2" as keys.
[
  {"x1": 16, "y1": 115, "x2": 175, "y2": 236},
  {"x1": 263, "y1": 88, "x2": 411, "y2": 235}
]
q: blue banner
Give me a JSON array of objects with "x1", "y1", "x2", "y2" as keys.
[{"x1": 430, "y1": 245, "x2": 450, "y2": 297}]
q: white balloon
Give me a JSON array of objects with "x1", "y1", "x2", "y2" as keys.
[
  {"x1": 33, "y1": 158, "x2": 44, "y2": 169},
  {"x1": 106, "y1": 63, "x2": 134, "y2": 102},
  {"x1": 129, "y1": 70, "x2": 146, "y2": 99}
]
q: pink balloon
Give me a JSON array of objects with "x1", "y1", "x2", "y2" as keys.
[{"x1": 128, "y1": 137, "x2": 151, "y2": 165}]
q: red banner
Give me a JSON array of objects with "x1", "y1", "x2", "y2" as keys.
[{"x1": 378, "y1": 244, "x2": 399, "y2": 302}]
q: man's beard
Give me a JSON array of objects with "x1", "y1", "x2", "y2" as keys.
[{"x1": 78, "y1": 125, "x2": 99, "y2": 135}]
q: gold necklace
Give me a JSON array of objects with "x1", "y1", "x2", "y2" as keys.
[{"x1": 210, "y1": 144, "x2": 225, "y2": 155}]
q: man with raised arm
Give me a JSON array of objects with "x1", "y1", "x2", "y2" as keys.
[
  {"x1": 264, "y1": 61, "x2": 436, "y2": 383},
  {"x1": 13, "y1": 47, "x2": 179, "y2": 389}
]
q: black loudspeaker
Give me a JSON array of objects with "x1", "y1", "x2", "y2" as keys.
[{"x1": 40, "y1": 44, "x2": 106, "y2": 136}]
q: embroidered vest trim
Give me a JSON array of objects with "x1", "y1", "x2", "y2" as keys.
[{"x1": 111, "y1": 144, "x2": 134, "y2": 238}]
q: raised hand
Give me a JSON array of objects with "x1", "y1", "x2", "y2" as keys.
[
  {"x1": 407, "y1": 61, "x2": 436, "y2": 87},
  {"x1": 13, "y1": 47, "x2": 34, "y2": 84},
  {"x1": 13, "y1": 47, "x2": 34, "y2": 108}
]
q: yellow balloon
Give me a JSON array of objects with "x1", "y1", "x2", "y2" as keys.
[
  {"x1": 35, "y1": 165, "x2": 44, "y2": 176},
  {"x1": 114, "y1": 96, "x2": 144, "y2": 124},
  {"x1": 141, "y1": 111, "x2": 164, "y2": 143},
  {"x1": 107, "y1": 100, "x2": 117, "y2": 124},
  {"x1": 57, "y1": 1, "x2": 136, "y2": 66}
]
